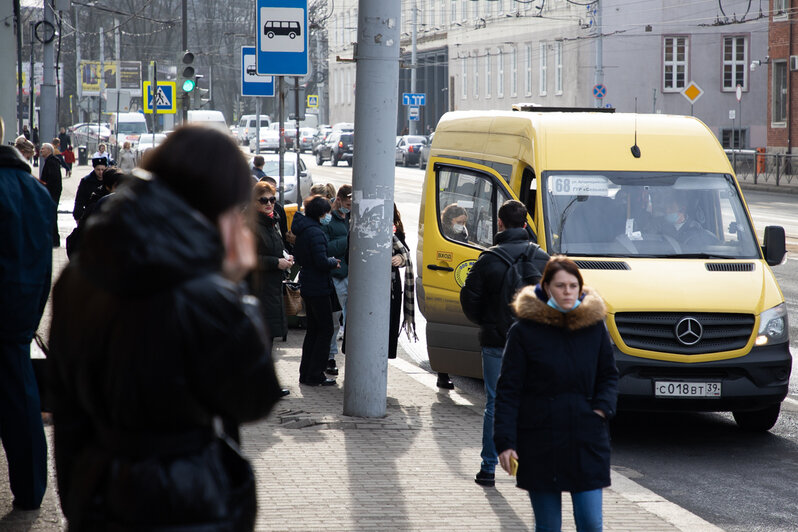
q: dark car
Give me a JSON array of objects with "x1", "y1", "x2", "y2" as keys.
[
  {"x1": 418, "y1": 132, "x2": 434, "y2": 169},
  {"x1": 395, "y1": 135, "x2": 427, "y2": 167},
  {"x1": 316, "y1": 131, "x2": 354, "y2": 166}
]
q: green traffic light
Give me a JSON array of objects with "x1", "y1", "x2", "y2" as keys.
[{"x1": 182, "y1": 78, "x2": 196, "y2": 92}]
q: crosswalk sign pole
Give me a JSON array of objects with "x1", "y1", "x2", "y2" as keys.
[{"x1": 149, "y1": 61, "x2": 158, "y2": 140}]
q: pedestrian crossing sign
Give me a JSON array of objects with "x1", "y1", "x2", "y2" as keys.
[{"x1": 143, "y1": 81, "x2": 177, "y2": 114}]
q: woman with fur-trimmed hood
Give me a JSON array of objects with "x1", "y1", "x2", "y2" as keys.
[{"x1": 494, "y1": 256, "x2": 618, "y2": 532}]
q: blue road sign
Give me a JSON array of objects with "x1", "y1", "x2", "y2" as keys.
[
  {"x1": 241, "y1": 46, "x2": 275, "y2": 97},
  {"x1": 402, "y1": 93, "x2": 426, "y2": 106},
  {"x1": 143, "y1": 81, "x2": 176, "y2": 113},
  {"x1": 593, "y1": 84, "x2": 607, "y2": 99},
  {"x1": 256, "y1": 0, "x2": 308, "y2": 76}
]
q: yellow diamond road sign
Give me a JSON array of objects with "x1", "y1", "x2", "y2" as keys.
[{"x1": 682, "y1": 81, "x2": 703, "y2": 104}]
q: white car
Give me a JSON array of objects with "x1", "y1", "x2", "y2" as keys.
[
  {"x1": 250, "y1": 128, "x2": 281, "y2": 152},
  {"x1": 256, "y1": 153, "x2": 313, "y2": 204},
  {"x1": 134, "y1": 133, "x2": 168, "y2": 163}
]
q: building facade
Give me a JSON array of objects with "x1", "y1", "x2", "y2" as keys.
[
  {"x1": 767, "y1": 0, "x2": 794, "y2": 152},
  {"x1": 326, "y1": 1, "x2": 768, "y2": 147}
]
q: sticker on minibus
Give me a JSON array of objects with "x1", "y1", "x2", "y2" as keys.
[{"x1": 550, "y1": 176, "x2": 609, "y2": 196}]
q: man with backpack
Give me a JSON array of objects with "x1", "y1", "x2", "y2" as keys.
[{"x1": 460, "y1": 200, "x2": 549, "y2": 487}]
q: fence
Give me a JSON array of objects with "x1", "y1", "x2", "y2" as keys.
[{"x1": 725, "y1": 149, "x2": 798, "y2": 187}]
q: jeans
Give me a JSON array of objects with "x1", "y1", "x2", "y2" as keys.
[
  {"x1": 329, "y1": 277, "x2": 348, "y2": 358},
  {"x1": 529, "y1": 489, "x2": 603, "y2": 532},
  {"x1": 480, "y1": 346, "x2": 504, "y2": 473}
]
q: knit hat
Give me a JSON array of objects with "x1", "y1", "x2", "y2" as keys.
[{"x1": 92, "y1": 157, "x2": 107, "y2": 167}]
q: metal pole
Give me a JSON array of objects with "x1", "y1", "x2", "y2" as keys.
[
  {"x1": 29, "y1": 21, "x2": 34, "y2": 132},
  {"x1": 295, "y1": 76, "x2": 301, "y2": 202},
  {"x1": 74, "y1": 4, "x2": 81, "y2": 123},
  {"x1": 738, "y1": 97, "x2": 742, "y2": 149},
  {"x1": 278, "y1": 76, "x2": 284, "y2": 204},
  {"x1": 150, "y1": 62, "x2": 157, "y2": 149},
  {"x1": 181, "y1": 0, "x2": 187, "y2": 124},
  {"x1": 344, "y1": 0, "x2": 401, "y2": 418},
  {"x1": 98, "y1": 25, "x2": 104, "y2": 153},
  {"x1": 409, "y1": 0, "x2": 417, "y2": 135},
  {"x1": 255, "y1": 97, "x2": 261, "y2": 155},
  {"x1": 114, "y1": 19, "x2": 121, "y2": 159},
  {"x1": 40, "y1": 0, "x2": 57, "y2": 144},
  {"x1": 15, "y1": 0, "x2": 24, "y2": 135},
  {"x1": 593, "y1": 0, "x2": 603, "y2": 109}
]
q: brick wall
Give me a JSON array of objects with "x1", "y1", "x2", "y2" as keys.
[{"x1": 768, "y1": 1, "x2": 795, "y2": 150}]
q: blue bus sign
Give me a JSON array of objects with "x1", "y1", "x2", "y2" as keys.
[
  {"x1": 241, "y1": 46, "x2": 275, "y2": 97},
  {"x1": 256, "y1": 0, "x2": 308, "y2": 76}
]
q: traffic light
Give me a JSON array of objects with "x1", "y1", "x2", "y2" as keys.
[
  {"x1": 178, "y1": 51, "x2": 196, "y2": 94},
  {"x1": 193, "y1": 75, "x2": 210, "y2": 108}
]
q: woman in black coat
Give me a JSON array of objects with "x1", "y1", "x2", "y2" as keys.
[
  {"x1": 48, "y1": 126, "x2": 283, "y2": 531},
  {"x1": 389, "y1": 205, "x2": 409, "y2": 360},
  {"x1": 250, "y1": 181, "x2": 294, "y2": 340},
  {"x1": 291, "y1": 195, "x2": 340, "y2": 386},
  {"x1": 494, "y1": 256, "x2": 618, "y2": 532}
]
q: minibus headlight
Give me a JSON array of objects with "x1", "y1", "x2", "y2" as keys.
[{"x1": 756, "y1": 304, "x2": 789, "y2": 346}]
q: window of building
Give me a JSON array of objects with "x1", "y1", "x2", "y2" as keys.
[
  {"x1": 774, "y1": 0, "x2": 788, "y2": 16},
  {"x1": 663, "y1": 36, "x2": 688, "y2": 91},
  {"x1": 347, "y1": 68, "x2": 352, "y2": 104},
  {"x1": 721, "y1": 128, "x2": 747, "y2": 149},
  {"x1": 723, "y1": 35, "x2": 748, "y2": 91},
  {"x1": 474, "y1": 55, "x2": 480, "y2": 98},
  {"x1": 462, "y1": 0, "x2": 468, "y2": 21},
  {"x1": 555, "y1": 41, "x2": 563, "y2": 95},
  {"x1": 461, "y1": 57, "x2": 467, "y2": 99},
  {"x1": 772, "y1": 60, "x2": 788, "y2": 123},
  {"x1": 525, "y1": 44, "x2": 532, "y2": 96},
  {"x1": 539, "y1": 42, "x2": 548, "y2": 96},
  {"x1": 511, "y1": 47, "x2": 518, "y2": 97},
  {"x1": 486, "y1": 52, "x2": 492, "y2": 98},
  {"x1": 498, "y1": 49, "x2": 505, "y2": 98},
  {"x1": 451, "y1": 0, "x2": 457, "y2": 25}
]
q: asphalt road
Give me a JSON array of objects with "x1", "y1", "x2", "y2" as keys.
[{"x1": 304, "y1": 153, "x2": 798, "y2": 531}]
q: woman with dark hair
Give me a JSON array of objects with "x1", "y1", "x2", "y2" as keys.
[
  {"x1": 291, "y1": 195, "x2": 340, "y2": 386},
  {"x1": 250, "y1": 180, "x2": 294, "y2": 342},
  {"x1": 494, "y1": 256, "x2": 618, "y2": 532},
  {"x1": 441, "y1": 203, "x2": 468, "y2": 243},
  {"x1": 389, "y1": 204, "x2": 411, "y2": 360},
  {"x1": 48, "y1": 125, "x2": 283, "y2": 531}
]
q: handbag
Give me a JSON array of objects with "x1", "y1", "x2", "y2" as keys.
[{"x1": 283, "y1": 281, "x2": 304, "y2": 316}]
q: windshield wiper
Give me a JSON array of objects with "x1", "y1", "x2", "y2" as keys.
[{"x1": 668, "y1": 253, "x2": 740, "y2": 259}]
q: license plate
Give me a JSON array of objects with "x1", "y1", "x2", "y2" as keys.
[{"x1": 654, "y1": 381, "x2": 721, "y2": 398}]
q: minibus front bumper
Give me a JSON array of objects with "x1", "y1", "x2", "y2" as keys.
[{"x1": 615, "y1": 342, "x2": 792, "y2": 412}]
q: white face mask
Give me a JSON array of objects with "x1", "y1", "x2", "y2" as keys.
[{"x1": 452, "y1": 223, "x2": 466, "y2": 233}]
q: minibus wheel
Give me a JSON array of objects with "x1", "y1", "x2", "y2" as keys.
[{"x1": 732, "y1": 403, "x2": 781, "y2": 432}]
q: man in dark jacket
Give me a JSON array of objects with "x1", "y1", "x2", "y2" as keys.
[
  {"x1": 0, "y1": 118, "x2": 53, "y2": 510},
  {"x1": 460, "y1": 199, "x2": 549, "y2": 488},
  {"x1": 323, "y1": 184, "x2": 351, "y2": 375},
  {"x1": 39, "y1": 143, "x2": 63, "y2": 247},
  {"x1": 72, "y1": 157, "x2": 106, "y2": 221}
]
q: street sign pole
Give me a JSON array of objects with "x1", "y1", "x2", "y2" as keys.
[
  {"x1": 344, "y1": 0, "x2": 401, "y2": 418},
  {"x1": 295, "y1": 76, "x2": 301, "y2": 204},
  {"x1": 737, "y1": 85, "x2": 743, "y2": 149},
  {"x1": 278, "y1": 76, "x2": 284, "y2": 204},
  {"x1": 255, "y1": 97, "x2": 261, "y2": 155}
]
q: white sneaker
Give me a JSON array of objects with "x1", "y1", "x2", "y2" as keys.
[{"x1": 337, "y1": 330, "x2": 344, "y2": 341}]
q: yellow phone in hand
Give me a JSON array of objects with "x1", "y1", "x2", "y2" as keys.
[{"x1": 509, "y1": 456, "x2": 519, "y2": 476}]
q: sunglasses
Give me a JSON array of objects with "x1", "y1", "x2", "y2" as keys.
[{"x1": 258, "y1": 196, "x2": 277, "y2": 205}]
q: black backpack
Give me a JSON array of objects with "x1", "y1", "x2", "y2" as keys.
[{"x1": 482, "y1": 242, "x2": 549, "y2": 335}]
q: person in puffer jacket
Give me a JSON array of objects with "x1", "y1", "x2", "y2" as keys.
[{"x1": 48, "y1": 125, "x2": 283, "y2": 531}]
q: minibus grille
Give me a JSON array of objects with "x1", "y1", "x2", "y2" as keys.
[
  {"x1": 573, "y1": 260, "x2": 630, "y2": 270},
  {"x1": 705, "y1": 263, "x2": 755, "y2": 272},
  {"x1": 614, "y1": 312, "x2": 755, "y2": 355}
]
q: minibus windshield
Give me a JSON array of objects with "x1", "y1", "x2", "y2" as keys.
[{"x1": 542, "y1": 171, "x2": 760, "y2": 258}]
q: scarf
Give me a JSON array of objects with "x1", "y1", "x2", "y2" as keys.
[{"x1": 392, "y1": 234, "x2": 418, "y2": 341}]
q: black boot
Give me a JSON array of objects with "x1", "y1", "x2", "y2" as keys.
[{"x1": 326, "y1": 358, "x2": 339, "y2": 376}]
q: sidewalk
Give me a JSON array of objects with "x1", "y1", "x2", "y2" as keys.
[{"x1": 0, "y1": 165, "x2": 726, "y2": 531}]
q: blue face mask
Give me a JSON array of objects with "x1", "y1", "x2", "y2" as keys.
[
  {"x1": 340, "y1": 207, "x2": 350, "y2": 215},
  {"x1": 320, "y1": 213, "x2": 332, "y2": 225},
  {"x1": 547, "y1": 297, "x2": 582, "y2": 313},
  {"x1": 665, "y1": 212, "x2": 681, "y2": 224}
]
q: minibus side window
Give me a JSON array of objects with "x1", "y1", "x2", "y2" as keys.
[
  {"x1": 519, "y1": 167, "x2": 536, "y2": 221},
  {"x1": 437, "y1": 166, "x2": 504, "y2": 249}
]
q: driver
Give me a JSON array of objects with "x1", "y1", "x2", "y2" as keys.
[{"x1": 663, "y1": 196, "x2": 717, "y2": 249}]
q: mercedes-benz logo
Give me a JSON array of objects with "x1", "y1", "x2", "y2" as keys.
[{"x1": 675, "y1": 317, "x2": 703, "y2": 346}]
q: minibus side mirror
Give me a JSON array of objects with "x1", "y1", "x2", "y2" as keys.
[{"x1": 762, "y1": 225, "x2": 786, "y2": 266}]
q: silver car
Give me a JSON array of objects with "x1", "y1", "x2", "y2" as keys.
[{"x1": 257, "y1": 154, "x2": 313, "y2": 204}]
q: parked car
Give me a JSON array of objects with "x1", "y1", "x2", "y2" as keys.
[
  {"x1": 72, "y1": 123, "x2": 112, "y2": 148},
  {"x1": 250, "y1": 128, "x2": 281, "y2": 152},
  {"x1": 395, "y1": 135, "x2": 427, "y2": 167},
  {"x1": 298, "y1": 128, "x2": 316, "y2": 152},
  {"x1": 418, "y1": 132, "x2": 434, "y2": 169},
  {"x1": 316, "y1": 130, "x2": 354, "y2": 166},
  {"x1": 134, "y1": 133, "x2": 168, "y2": 163},
  {"x1": 257, "y1": 153, "x2": 313, "y2": 204}
]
